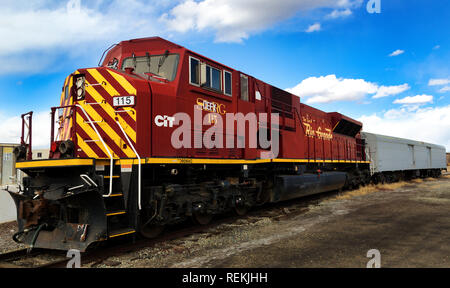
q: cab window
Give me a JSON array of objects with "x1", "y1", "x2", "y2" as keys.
[
  {"x1": 122, "y1": 53, "x2": 179, "y2": 81},
  {"x1": 190, "y1": 56, "x2": 200, "y2": 86}
]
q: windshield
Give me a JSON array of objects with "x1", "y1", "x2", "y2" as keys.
[{"x1": 122, "y1": 53, "x2": 179, "y2": 81}]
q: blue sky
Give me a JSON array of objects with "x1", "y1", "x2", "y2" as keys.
[{"x1": 0, "y1": 0, "x2": 449, "y2": 150}]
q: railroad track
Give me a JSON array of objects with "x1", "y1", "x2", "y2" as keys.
[
  {"x1": 0, "y1": 191, "x2": 319, "y2": 268},
  {"x1": 1, "y1": 176, "x2": 444, "y2": 268},
  {"x1": 0, "y1": 215, "x2": 249, "y2": 268},
  {"x1": 0, "y1": 248, "x2": 68, "y2": 268}
]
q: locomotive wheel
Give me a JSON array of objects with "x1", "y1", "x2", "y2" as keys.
[
  {"x1": 192, "y1": 212, "x2": 213, "y2": 225},
  {"x1": 139, "y1": 219, "x2": 165, "y2": 239},
  {"x1": 234, "y1": 204, "x2": 248, "y2": 216}
]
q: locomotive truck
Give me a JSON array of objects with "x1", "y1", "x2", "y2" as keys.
[{"x1": 5, "y1": 37, "x2": 444, "y2": 251}]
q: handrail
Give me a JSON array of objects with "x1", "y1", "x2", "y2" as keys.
[
  {"x1": 74, "y1": 104, "x2": 114, "y2": 197},
  {"x1": 80, "y1": 174, "x2": 98, "y2": 187},
  {"x1": 116, "y1": 120, "x2": 142, "y2": 210},
  {"x1": 21, "y1": 112, "x2": 33, "y2": 160}
]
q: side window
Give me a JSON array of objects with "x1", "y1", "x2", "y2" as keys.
[
  {"x1": 190, "y1": 56, "x2": 228, "y2": 95},
  {"x1": 201, "y1": 64, "x2": 222, "y2": 92},
  {"x1": 190, "y1": 57, "x2": 200, "y2": 86},
  {"x1": 240, "y1": 74, "x2": 248, "y2": 101},
  {"x1": 210, "y1": 67, "x2": 221, "y2": 91},
  {"x1": 224, "y1": 70, "x2": 232, "y2": 96},
  {"x1": 64, "y1": 85, "x2": 69, "y2": 100}
]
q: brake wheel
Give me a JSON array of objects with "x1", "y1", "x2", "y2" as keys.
[
  {"x1": 192, "y1": 212, "x2": 213, "y2": 225},
  {"x1": 139, "y1": 219, "x2": 165, "y2": 239},
  {"x1": 234, "y1": 204, "x2": 248, "y2": 216}
]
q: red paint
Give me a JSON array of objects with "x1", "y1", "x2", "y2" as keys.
[{"x1": 59, "y1": 37, "x2": 365, "y2": 162}]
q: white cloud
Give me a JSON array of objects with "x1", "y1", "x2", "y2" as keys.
[
  {"x1": 359, "y1": 105, "x2": 450, "y2": 151},
  {"x1": 433, "y1": 45, "x2": 440, "y2": 50},
  {"x1": 0, "y1": 1, "x2": 115, "y2": 56},
  {"x1": 160, "y1": 0, "x2": 363, "y2": 42},
  {"x1": 327, "y1": 8, "x2": 352, "y2": 18},
  {"x1": 372, "y1": 83, "x2": 410, "y2": 99},
  {"x1": 393, "y1": 94, "x2": 433, "y2": 105},
  {"x1": 0, "y1": 0, "x2": 365, "y2": 74},
  {"x1": 305, "y1": 23, "x2": 321, "y2": 33},
  {"x1": 0, "y1": 52, "x2": 56, "y2": 75},
  {"x1": 0, "y1": 0, "x2": 163, "y2": 74},
  {"x1": 389, "y1": 49, "x2": 405, "y2": 57},
  {"x1": 0, "y1": 111, "x2": 50, "y2": 148},
  {"x1": 286, "y1": 75, "x2": 409, "y2": 104},
  {"x1": 439, "y1": 86, "x2": 450, "y2": 93},
  {"x1": 429, "y1": 78, "x2": 450, "y2": 86}
]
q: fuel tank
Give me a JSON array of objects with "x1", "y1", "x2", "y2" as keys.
[{"x1": 272, "y1": 172, "x2": 347, "y2": 202}]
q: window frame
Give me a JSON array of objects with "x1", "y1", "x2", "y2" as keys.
[
  {"x1": 240, "y1": 74, "x2": 249, "y2": 101},
  {"x1": 205, "y1": 65, "x2": 222, "y2": 92},
  {"x1": 223, "y1": 70, "x2": 232, "y2": 97},
  {"x1": 189, "y1": 56, "x2": 201, "y2": 87},
  {"x1": 121, "y1": 53, "x2": 180, "y2": 82},
  {"x1": 189, "y1": 55, "x2": 232, "y2": 97}
]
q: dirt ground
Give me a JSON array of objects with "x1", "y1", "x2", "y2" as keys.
[
  {"x1": 92, "y1": 174, "x2": 450, "y2": 268},
  {"x1": 0, "y1": 221, "x2": 23, "y2": 254},
  {"x1": 1, "y1": 173, "x2": 449, "y2": 268}
]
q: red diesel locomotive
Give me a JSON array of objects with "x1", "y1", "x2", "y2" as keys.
[{"x1": 9, "y1": 37, "x2": 370, "y2": 251}]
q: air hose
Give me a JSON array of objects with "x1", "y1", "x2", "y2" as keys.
[
  {"x1": 12, "y1": 225, "x2": 41, "y2": 243},
  {"x1": 12, "y1": 230, "x2": 28, "y2": 243},
  {"x1": 13, "y1": 223, "x2": 48, "y2": 253}
]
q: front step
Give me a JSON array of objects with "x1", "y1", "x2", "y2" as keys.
[
  {"x1": 97, "y1": 164, "x2": 137, "y2": 239},
  {"x1": 108, "y1": 228, "x2": 136, "y2": 239},
  {"x1": 106, "y1": 210, "x2": 126, "y2": 217},
  {"x1": 104, "y1": 175, "x2": 120, "y2": 179}
]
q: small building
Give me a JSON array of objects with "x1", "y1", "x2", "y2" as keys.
[
  {"x1": 33, "y1": 149, "x2": 49, "y2": 160},
  {"x1": 0, "y1": 143, "x2": 20, "y2": 185},
  {"x1": 447, "y1": 153, "x2": 450, "y2": 166},
  {"x1": 0, "y1": 143, "x2": 20, "y2": 223}
]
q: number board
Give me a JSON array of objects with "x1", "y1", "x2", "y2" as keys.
[{"x1": 113, "y1": 96, "x2": 135, "y2": 107}]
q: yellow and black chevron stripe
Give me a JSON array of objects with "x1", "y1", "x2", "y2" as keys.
[{"x1": 58, "y1": 68, "x2": 137, "y2": 159}]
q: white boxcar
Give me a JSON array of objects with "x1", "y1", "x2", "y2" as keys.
[{"x1": 361, "y1": 132, "x2": 447, "y2": 175}]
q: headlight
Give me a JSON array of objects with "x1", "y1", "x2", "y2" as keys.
[
  {"x1": 77, "y1": 88, "x2": 84, "y2": 98},
  {"x1": 76, "y1": 77, "x2": 84, "y2": 89},
  {"x1": 74, "y1": 75, "x2": 85, "y2": 100}
]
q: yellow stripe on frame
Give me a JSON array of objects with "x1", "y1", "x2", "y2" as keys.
[
  {"x1": 115, "y1": 158, "x2": 371, "y2": 165},
  {"x1": 16, "y1": 159, "x2": 94, "y2": 169}
]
